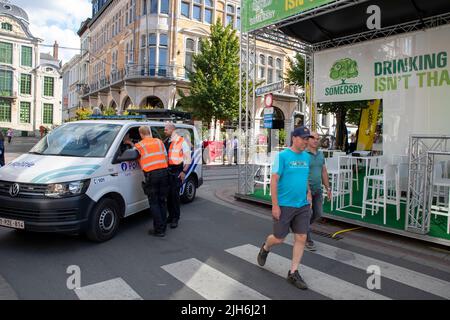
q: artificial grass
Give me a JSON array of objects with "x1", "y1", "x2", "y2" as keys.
[{"x1": 251, "y1": 170, "x2": 450, "y2": 241}]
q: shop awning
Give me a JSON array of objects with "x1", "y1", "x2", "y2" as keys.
[{"x1": 277, "y1": 0, "x2": 450, "y2": 50}]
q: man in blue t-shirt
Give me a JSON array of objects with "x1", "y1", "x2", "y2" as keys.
[{"x1": 257, "y1": 126, "x2": 313, "y2": 290}]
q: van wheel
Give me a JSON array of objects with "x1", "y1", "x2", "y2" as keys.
[
  {"x1": 86, "y1": 198, "x2": 120, "y2": 242},
  {"x1": 181, "y1": 177, "x2": 196, "y2": 203}
]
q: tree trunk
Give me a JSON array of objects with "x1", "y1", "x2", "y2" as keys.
[{"x1": 335, "y1": 108, "x2": 348, "y2": 150}]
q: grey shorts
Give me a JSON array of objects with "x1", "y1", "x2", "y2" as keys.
[{"x1": 273, "y1": 205, "x2": 312, "y2": 239}]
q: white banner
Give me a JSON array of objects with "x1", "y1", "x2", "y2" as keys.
[{"x1": 314, "y1": 25, "x2": 450, "y2": 158}]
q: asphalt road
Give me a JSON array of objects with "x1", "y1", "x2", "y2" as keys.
[{"x1": 0, "y1": 166, "x2": 449, "y2": 300}]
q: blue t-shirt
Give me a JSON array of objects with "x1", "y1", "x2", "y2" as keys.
[{"x1": 271, "y1": 148, "x2": 310, "y2": 208}]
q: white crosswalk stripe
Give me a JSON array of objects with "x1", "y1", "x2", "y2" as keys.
[
  {"x1": 226, "y1": 244, "x2": 389, "y2": 300},
  {"x1": 284, "y1": 235, "x2": 450, "y2": 299},
  {"x1": 161, "y1": 258, "x2": 270, "y2": 300},
  {"x1": 74, "y1": 277, "x2": 143, "y2": 300}
]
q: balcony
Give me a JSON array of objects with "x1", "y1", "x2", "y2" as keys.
[
  {"x1": 125, "y1": 64, "x2": 188, "y2": 81},
  {"x1": 82, "y1": 65, "x2": 189, "y2": 97}
]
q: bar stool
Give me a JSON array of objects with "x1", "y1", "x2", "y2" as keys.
[
  {"x1": 326, "y1": 156, "x2": 352, "y2": 210},
  {"x1": 362, "y1": 164, "x2": 401, "y2": 225}
]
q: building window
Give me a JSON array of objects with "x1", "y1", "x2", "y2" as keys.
[
  {"x1": 150, "y1": 0, "x2": 157, "y2": 13},
  {"x1": 205, "y1": 7, "x2": 213, "y2": 24},
  {"x1": 142, "y1": 0, "x2": 147, "y2": 15},
  {"x1": 43, "y1": 77, "x2": 54, "y2": 97},
  {"x1": 159, "y1": 34, "x2": 168, "y2": 75},
  {"x1": 20, "y1": 74, "x2": 32, "y2": 95},
  {"x1": 148, "y1": 33, "x2": 157, "y2": 75},
  {"x1": 267, "y1": 56, "x2": 274, "y2": 84},
  {"x1": 147, "y1": 33, "x2": 169, "y2": 76},
  {"x1": 0, "y1": 99, "x2": 11, "y2": 122},
  {"x1": 276, "y1": 58, "x2": 283, "y2": 82},
  {"x1": 226, "y1": 4, "x2": 234, "y2": 27},
  {"x1": 43, "y1": 103, "x2": 53, "y2": 124},
  {"x1": 193, "y1": 3, "x2": 201, "y2": 21},
  {"x1": 0, "y1": 70, "x2": 12, "y2": 97},
  {"x1": 185, "y1": 38, "x2": 195, "y2": 75},
  {"x1": 259, "y1": 56, "x2": 266, "y2": 79},
  {"x1": 20, "y1": 101, "x2": 31, "y2": 123},
  {"x1": 1, "y1": 22, "x2": 12, "y2": 31},
  {"x1": 181, "y1": 1, "x2": 189, "y2": 18},
  {"x1": 160, "y1": 0, "x2": 169, "y2": 14},
  {"x1": 0, "y1": 42, "x2": 12, "y2": 64},
  {"x1": 237, "y1": 7, "x2": 241, "y2": 30}
]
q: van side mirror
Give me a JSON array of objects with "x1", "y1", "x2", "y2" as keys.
[{"x1": 115, "y1": 149, "x2": 139, "y2": 163}]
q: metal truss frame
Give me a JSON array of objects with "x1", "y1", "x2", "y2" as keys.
[
  {"x1": 238, "y1": 2, "x2": 450, "y2": 205},
  {"x1": 313, "y1": 12, "x2": 450, "y2": 51},
  {"x1": 406, "y1": 136, "x2": 450, "y2": 234}
]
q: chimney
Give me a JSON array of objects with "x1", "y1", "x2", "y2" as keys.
[{"x1": 53, "y1": 41, "x2": 59, "y2": 60}]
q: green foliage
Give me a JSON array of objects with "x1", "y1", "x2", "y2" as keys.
[
  {"x1": 318, "y1": 100, "x2": 367, "y2": 149},
  {"x1": 75, "y1": 107, "x2": 92, "y2": 120},
  {"x1": 285, "y1": 53, "x2": 305, "y2": 89},
  {"x1": 180, "y1": 20, "x2": 240, "y2": 124},
  {"x1": 329, "y1": 58, "x2": 359, "y2": 83},
  {"x1": 103, "y1": 107, "x2": 117, "y2": 116}
]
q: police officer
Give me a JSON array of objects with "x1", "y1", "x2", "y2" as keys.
[
  {"x1": 125, "y1": 126, "x2": 169, "y2": 237},
  {"x1": 164, "y1": 123, "x2": 191, "y2": 229}
]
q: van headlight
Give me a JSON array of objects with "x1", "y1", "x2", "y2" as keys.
[{"x1": 45, "y1": 180, "x2": 90, "y2": 198}]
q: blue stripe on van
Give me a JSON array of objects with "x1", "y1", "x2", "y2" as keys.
[{"x1": 31, "y1": 165, "x2": 100, "y2": 183}]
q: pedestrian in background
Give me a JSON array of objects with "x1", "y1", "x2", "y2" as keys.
[
  {"x1": 233, "y1": 136, "x2": 238, "y2": 165},
  {"x1": 305, "y1": 132, "x2": 332, "y2": 251},
  {"x1": 7, "y1": 128, "x2": 13, "y2": 144},
  {"x1": 257, "y1": 126, "x2": 313, "y2": 290},
  {"x1": 0, "y1": 130, "x2": 5, "y2": 167},
  {"x1": 125, "y1": 126, "x2": 169, "y2": 237}
]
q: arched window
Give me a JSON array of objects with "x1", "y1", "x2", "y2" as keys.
[
  {"x1": 267, "y1": 56, "x2": 274, "y2": 84},
  {"x1": 276, "y1": 58, "x2": 283, "y2": 82},
  {"x1": 259, "y1": 54, "x2": 265, "y2": 79}
]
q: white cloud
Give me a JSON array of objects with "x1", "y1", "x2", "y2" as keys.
[{"x1": 14, "y1": 0, "x2": 91, "y2": 63}]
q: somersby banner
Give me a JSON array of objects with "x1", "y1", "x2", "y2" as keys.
[
  {"x1": 314, "y1": 25, "x2": 450, "y2": 158},
  {"x1": 314, "y1": 26, "x2": 450, "y2": 103},
  {"x1": 242, "y1": 0, "x2": 335, "y2": 32}
]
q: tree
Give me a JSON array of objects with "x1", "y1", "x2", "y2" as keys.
[
  {"x1": 178, "y1": 20, "x2": 240, "y2": 127},
  {"x1": 317, "y1": 101, "x2": 367, "y2": 150},
  {"x1": 285, "y1": 53, "x2": 305, "y2": 89}
]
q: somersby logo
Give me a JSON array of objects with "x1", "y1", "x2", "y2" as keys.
[{"x1": 325, "y1": 58, "x2": 363, "y2": 96}]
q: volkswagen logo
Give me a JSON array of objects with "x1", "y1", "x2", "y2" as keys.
[{"x1": 9, "y1": 183, "x2": 20, "y2": 197}]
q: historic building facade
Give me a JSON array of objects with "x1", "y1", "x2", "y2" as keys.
[
  {"x1": 75, "y1": 0, "x2": 334, "y2": 138},
  {"x1": 0, "y1": 0, "x2": 62, "y2": 135}
]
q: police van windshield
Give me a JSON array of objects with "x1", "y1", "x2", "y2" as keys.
[{"x1": 30, "y1": 123, "x2": 122, "y2": 158}]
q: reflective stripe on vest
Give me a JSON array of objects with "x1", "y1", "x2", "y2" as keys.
[
  {"x1": 168, "y1": 136, "x2": 184, "y2": 165},
  {"x1": 135, "y1": 138, "x2": 168, "y2": 172}
]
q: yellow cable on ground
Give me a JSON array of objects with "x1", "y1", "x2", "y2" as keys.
[{"x1": 332, "y1": 227, "x2": 363, "y2": 238}]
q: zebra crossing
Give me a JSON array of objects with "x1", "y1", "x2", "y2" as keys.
[{"x1": 72, "y1": 237, "x2": 450, "y2": 300}]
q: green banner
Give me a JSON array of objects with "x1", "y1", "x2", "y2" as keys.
[{"x1": 242, "y1": 0, "x2": 336, "y2": 33}]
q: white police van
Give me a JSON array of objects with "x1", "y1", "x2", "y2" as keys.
[{"x1": 0, "y1": 120, "x2": 203, "y2": 241}]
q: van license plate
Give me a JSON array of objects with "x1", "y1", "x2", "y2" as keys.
[{"x1": 0, "y1": 218, "x2": 25, "y2": 229}]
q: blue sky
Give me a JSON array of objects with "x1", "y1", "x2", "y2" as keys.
[{"x1": 14, "y1": 0, "x2": 91, "y2": 63}]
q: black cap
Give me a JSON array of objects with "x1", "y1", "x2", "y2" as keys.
[{"x1": 292, "y1": 126, "x2": 312, "y2": 138}]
